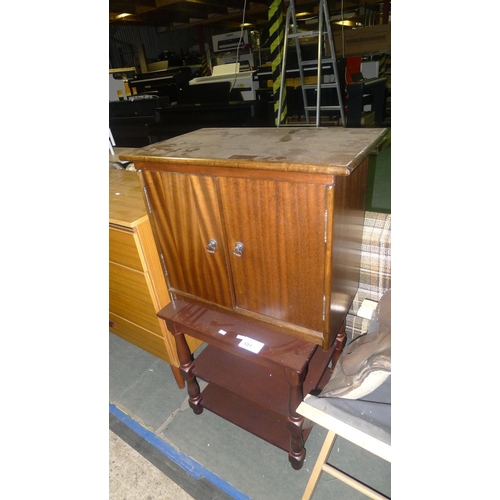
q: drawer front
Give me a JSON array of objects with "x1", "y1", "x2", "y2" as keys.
[
  {"x1": 109, "y1": 313, "x2": 172, "y2": 364},
  {"x1": 109, "y1": 262, "x2": 151, "y2": 305},
  {"x1": 109, "y1": 227, "x2": 143, "y2": 271},
  {"x1": 110, "y1": 288, "x2": 162, "y2": 335}
]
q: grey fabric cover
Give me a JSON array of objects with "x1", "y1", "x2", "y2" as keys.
[{"x1": 320, "y1": 289, "x2": 391, "y2": 399}]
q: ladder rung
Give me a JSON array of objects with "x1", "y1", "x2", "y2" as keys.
[
  {"x1": 303, "y1": 83, "x2": 339, "y2": 89},
  {"x1": 287, "y1": 31, "x2": 325, "y2": 39},
  {"x1": 304, "y1": 106, "x2": 342, "y2": 111},
  {"x1": 300, "y1": 59, "x2": 335, "y2": 66}
]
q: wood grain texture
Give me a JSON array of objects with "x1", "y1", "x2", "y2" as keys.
[
  {"x1": 327, "y1": 157, "x2": 369, "y2": 350},
  {"x1": 109, "y1": 227, "x2": 143, "y2": 272},
  {"x1": 135, "y1": 160, "x2": 335, "y2": 185},
  {"x1": 109, "y1": 262, "x2": 153, "y2": 307},
  {"x1": 218, "y1": 176, "x2": 327, "y2": 332},
  {"x1": 133, "y1": 221, "x2": 171, "y2": 319},
  {"x1": 109, "y1": 169, "x2": 204, "y2": 378},
  {"x1": 110, "y1": 288, "x2": 163, "y2": 334},
  {"x1": 109, "y1": 169, "x2": 149, "y2": 227},
  {"x1": 141, "y1": 169, "x2": 234, "y2": 308}
]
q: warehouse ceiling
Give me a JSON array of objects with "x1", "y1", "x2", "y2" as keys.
[{"x1": 109, "y1": 0, "x2": 390, "y2": 31}]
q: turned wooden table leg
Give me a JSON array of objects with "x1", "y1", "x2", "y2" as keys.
[
  {"x1": 331, "y1": 320, "x2": 347, "y2": 369},
  {"x1": 284, "y1": 366, "x2": 307, "y2": 470},
  {"x1": 171, "y1": 324, "x2": 203, "y2": 414}
]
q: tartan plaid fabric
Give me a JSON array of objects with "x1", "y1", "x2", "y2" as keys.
[{"x1": 346, "y1": 211, "x2": 391, "y2": 340}]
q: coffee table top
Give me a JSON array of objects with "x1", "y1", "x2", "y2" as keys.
[{"x1": 158, "y1": 298, "x2": 318, "y2": 373}]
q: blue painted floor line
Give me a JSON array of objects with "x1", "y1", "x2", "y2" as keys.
[{"x1": 109, "y1": 403, "x2": 251, "y2": 500}]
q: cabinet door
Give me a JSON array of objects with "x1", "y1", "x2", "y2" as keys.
[
  {"x1": 141, "y1": 170, "x2": 233, "y2": 308},
  {"x1": 218, "y1": 177, "x2": 327, "y2": 332}
]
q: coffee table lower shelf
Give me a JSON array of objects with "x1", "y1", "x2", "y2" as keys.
[{"x1": 193, "y1": 343, "x2": 335, "y2": 452}]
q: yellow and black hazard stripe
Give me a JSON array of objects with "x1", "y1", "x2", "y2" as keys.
[
  {"x1": 196, "y1": 26, "x2": 211, "y2": 77},
  {"x1": 378, "y1": 53, "x2": 387, "y2": 76},
  {"x1": 201, "y1": 52, "x2": 210, "y2": 76},
  {"x1": 268, "y1": 0, "x2": 287, "y2": 125}
]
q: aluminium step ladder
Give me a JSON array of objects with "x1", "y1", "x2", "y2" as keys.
[{"x1": 277, "y1": 0, "x2": 346, "y2": 127}]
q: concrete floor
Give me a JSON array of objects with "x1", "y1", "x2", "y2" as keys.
[
  {"x1": 110, "y1": 429, "x2": 195, "y2": 500},
  {"x1": 109, "y1": 330, "x2": 391, "y2": 500}
]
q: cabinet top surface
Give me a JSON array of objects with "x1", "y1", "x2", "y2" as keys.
[
  {"x1": 109, "y1": 169, "x2": 148, "y2": 228},
  {"x1": 120, "y1": 127, "x2": 389, "y2": 175}
]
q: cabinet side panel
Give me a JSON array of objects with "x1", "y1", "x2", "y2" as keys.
[
  {"x1": 140, "y1": 169, "x2": 233, "y2": 308},
  {"x1": 219, "y1": 177, "x2": 327, "y2": 332},
  {"x1": 329, "y1": 158, "x2": 369, "y2": 345}
]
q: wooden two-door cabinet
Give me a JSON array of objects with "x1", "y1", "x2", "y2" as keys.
[
  {"x1": 109, "y1": 169, "x2": 203, "y2": 388},
  {"x1": 120, "y1": 127, "x2": 389, "y2": 468},
  {"x1": 121, "y1": 127, "x2": 389, "y2": 350}
]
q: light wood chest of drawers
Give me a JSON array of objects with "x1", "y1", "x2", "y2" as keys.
[{"x1": 109, "y1": 169, "x2": 202, "y2": 388}]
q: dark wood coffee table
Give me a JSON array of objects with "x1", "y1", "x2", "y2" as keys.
[{"x1": 158, "y1": 297, "x2": 345, "y2": 469}]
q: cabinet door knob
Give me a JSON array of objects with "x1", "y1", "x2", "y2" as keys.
[
  {"x1": 206, "y1": 239, "x2": 217, "y2": 254},
  {"x1": 233, "y1": 242, "x2": 244, "y2": 257}
]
